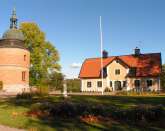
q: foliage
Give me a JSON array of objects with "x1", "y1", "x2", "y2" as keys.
[
  {"x1": 66, "y1": 79, "x2": 81, "y2": 92},
  {"x1": 20, "y1": 23, "x2": 61, "y2": 87},
  {"x1": 161, "y1": 64, "x2": 165, "y2": 91},
  {"x1": 115, "y1": 91, "x2": 160, "y2": 96},
  {"x1": 37, "y1": 86, "x2": 49, "y2": 95},
  {"x1": 0, "y1": 96, "x2": 165, "y2": 130},
  {"x1": 111, "y1": 104, "x2": 164, "y2": 123},
  {"x1": 28, "y1": 100, "x2": 165, "y2": 125},
  {"x1": 49, "y1": 72, "x2": 64, "y2": 91},
  {"x1": 104, "y1": 87, "x2": 111, "y2": 92},
  {"x1": 16, "y1": 92, "x2": 33, "y2": 100}
]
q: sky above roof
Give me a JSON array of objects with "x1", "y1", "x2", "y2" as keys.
[{"x1": 0, "y1": 0, "x2": 164, "y2": 78}]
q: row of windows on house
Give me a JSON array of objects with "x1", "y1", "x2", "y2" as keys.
[
  {"x1": 86, "y1": 80, "x2": 153, "y2": 88},
  {"x1": 105, "y1": 68, "x2": 137, "y2": 76},
  {"x1": 86, "y1": 81, "x2": 127, "y2": 88}
]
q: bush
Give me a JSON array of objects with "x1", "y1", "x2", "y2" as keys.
[
  {"x1": 16, "y1": 92, "x2": 33, "y2": 100},
  {"x1": 115, "y1": 91, "x2": 160, "y2": 96},
  {"x1": 104, "y1": 87, "x2": 111, "y2": 92},
  {"x1": 50, "y1": 101, "x2": 77, "y2": 118},
  {"x1": 111, "y1": 104, "x2": 164, "y2": 122},
  {"x1": 28, "y1": 101, "x2": 165, "y2": 124}
]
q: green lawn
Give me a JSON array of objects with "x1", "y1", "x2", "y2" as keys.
[{"x1": 0, "y1": 95, "x2": 164, "y2": 131}]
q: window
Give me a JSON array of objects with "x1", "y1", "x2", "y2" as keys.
[
  {"x1": 123, "y1": 81, "x2": 127, "y2": 87},
  {"x1": 22, "y1": 71, "x2": 26, "y2": 81},
  {"x1": 103, "y1": 67, "x2": 107, "y2": 77},
  {"x1": 129, "y1": 68, "x2": 136, "y2": 76},
  {"x1": 147, "y1": 80, "x2": 152, "y2": 87},
  {"x1": 87, "y1": 82, "x2": 91, "y2": 88},
  {"x1": 115, "y1": 69, "x2": 120, "y2": 75},
  {"x1": 24, "y1": 55, "x2": 26, "y2": 61},
  {"x1": 134, "y1": 80, "x2": 140, "y2": 87},
  {"x1": 97, "y1": 81, "x2": 102, "y2": 87},
  {"x1": 110, "y1": 81, "x2": 112, "y2": 87},
  {"x1": 116, "y1": 60, "x2": 119, "y2": 63}
]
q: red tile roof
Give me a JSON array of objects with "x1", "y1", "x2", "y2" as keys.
[{"x1": 79, "y1": 53, "x2": 162, "y2": 78}]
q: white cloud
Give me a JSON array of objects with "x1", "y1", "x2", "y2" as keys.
[{"x1": 70, "y1": 62, "x2": 82, "y2": 68}]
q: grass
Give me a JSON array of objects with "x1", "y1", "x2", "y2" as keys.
[{"x1": 0, "y1": 95, "x2": 164, "y2": 131}]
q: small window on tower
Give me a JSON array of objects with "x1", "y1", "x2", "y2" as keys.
[
  {"x1": 24, "y1": 55, "x2": 26, "y2": 61},
  {"x1": 22, "y1": 71, "x2": 26, "y2": 81}
]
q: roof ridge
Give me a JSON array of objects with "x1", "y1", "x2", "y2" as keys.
[{"x1": 85, "y1": 52, "x2": 161, "y2": 60}]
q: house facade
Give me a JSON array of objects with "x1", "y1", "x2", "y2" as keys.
[{"x1": 79, "y1": 48, "x2": 162, "y2": 92}]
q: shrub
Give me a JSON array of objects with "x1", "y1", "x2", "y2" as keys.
[
  {"x1": 50, "y1": 101, "x2": 77, "y2": 118},
  {"x1": 49, "y1": 102, "x2": 112, "y2": 118},
  {"x1": 111, "y1": 104, "x2": 164, "y2": 122},
  {"x1": 104, "y1": 87, "x2": 111, "y2": 92},
  {"x1": 16, "y1": 92, "x2": 33, "y2": 100},
  {"x1": 115, "y1": 91, "x2": 160, "y2": 96}
]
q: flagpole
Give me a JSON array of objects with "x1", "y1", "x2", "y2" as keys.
[{"x1": 99, "y1": 16, "x2": 104, "y2": 95}]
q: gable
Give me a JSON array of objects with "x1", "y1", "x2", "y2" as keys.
[{"x1": 107, "y1": 60, "x2": 128, "y2": 80}]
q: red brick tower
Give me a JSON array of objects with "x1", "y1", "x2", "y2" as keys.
[{"x1": 0, "y1": 9, "x2": 30, "y2": 93}]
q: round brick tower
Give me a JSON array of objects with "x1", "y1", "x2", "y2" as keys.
[{"x1": 0, "y1": 9, "x2": 30, "y2": 93}]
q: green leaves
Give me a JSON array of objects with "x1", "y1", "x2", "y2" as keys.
[{"x1": 20, "y1": 22, "x2": 61, "y2": 86}]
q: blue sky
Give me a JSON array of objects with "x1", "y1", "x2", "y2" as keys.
[{"x1": 0, "y1": 0, "x2": 164, "y2": 78}]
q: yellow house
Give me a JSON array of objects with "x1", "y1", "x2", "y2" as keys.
[{"x1": 79, "y1": 48, "x2": 162, "y2": 92}]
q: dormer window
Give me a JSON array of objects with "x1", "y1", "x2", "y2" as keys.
[
  {"x1": 115, "y1": 69, "x2": 120, "y2": 75},
  {"x1": 129, "y1": 68, "x2": 136, "y2": 76}
]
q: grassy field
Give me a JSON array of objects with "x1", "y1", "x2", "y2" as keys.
[{"x1": 0, "y1": 95, "x2": 164, "y2": 131}]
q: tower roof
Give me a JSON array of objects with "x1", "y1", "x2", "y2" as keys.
[{"x1": 2, "y1": 8, "x2": 24, "y2": 41}]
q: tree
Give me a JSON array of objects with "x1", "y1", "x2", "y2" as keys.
[
  {"x1": 66, "y1": 79, "x2": 81, "y2": 92},
  {"x1": 20, "y1": 22, "x2": 61, "y2": 86},
  {"x1": 160, "y1": 64, "x2": 165, "y2": 91},
  {"x1": 49, "y1": 72, "x2": 64, "y2": 91}
]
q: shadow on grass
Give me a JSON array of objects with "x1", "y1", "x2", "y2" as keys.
[
  {"x1": 0, "y1": 95, "x2": 164, "y2": 130},
  {"x1": 70, "y1": 95, "x2": 165, "y2": 108}
]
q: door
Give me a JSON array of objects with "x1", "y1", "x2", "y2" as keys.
[
  {"x1": 114, "y1": 81, "x2": 122, "y2": 90},
  {"x1": 134, "y1": 80, "x2": 141, "y2": 92}
]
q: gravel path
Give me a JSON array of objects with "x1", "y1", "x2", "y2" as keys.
[{"x1": 0, "y1": 125, "x2": 25, "y2": 131}]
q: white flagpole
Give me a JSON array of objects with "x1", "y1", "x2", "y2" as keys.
[{"x1": 99, "y1": 16, "x2": 104, "y2": 95}]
